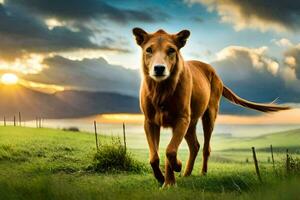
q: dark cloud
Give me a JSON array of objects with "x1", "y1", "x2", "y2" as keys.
[
  {"x1": 22, "y1": 56, "x2": 140, "y2": 96},
  {"x1": 5, "y1": 0, "x2": 168, "y2": 24},
  {"x1": 191, "y1": 0, "x2": 300, "y2": 32},
  {"x1": 233, "y1": 0, "x2": 300, "y2": 31},
  {"x1": 0, "y1": 0, "x2": 169, "y2": 60},
  {"x1": 0, "y1": 4, "x2": 129, "y2": 61},
  {"x1": 211, "y1": 46, "x2": 300, "y2": 115}
]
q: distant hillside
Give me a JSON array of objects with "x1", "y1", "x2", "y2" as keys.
[
  {"x1": 212, "y1": 128, "x2": 300, "y2": 151},
  {"x1": 0, "y1": 84, "x2": 140, "y2": 120}
]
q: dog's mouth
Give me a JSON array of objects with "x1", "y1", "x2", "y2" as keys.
[
  {"x1": 154, "y1": 74, "x2": 166, "y2": 77},
  {"x1": 150, "y1": 73, "x2": 169, "y2": 82}
]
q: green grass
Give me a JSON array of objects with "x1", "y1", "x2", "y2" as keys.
[
  {"x1": 0, "y1": 126, "x2": 299, "y2": 200},
  {"x1": 90, "y1": 139, "x2": 147, "y2": 173},
  {"x1": 212, "y1": 128, "x2": 300, "y2": 151}
]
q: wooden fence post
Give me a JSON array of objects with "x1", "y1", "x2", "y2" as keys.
[
  {"x1": 4, "y1": 116, "x2": 6, "y2": 126},
  {"x1": 252, "y1": 147, "x2": 262, "y2": 182},
  {"x1": 13, "y1": 116, "x2": 16, "y2": 126},
  {"x1": 123, "y1": 122, "x2": 127, "y2": 152},
  {"x1": 286, "y1": 149, "x2": 290, "y2": 175},
  {"x1": 19, "y1": 112, "x2": 21, "y2": 126},
  {"x1": 270, "y1": 144, "x2": 275, "y2": 169},
  {"x1": 94, "y1": 121, "x2": 99, "y2": 151},
  {"x1": 39, "y1": 117, "x2": 41, "y2": 128}
]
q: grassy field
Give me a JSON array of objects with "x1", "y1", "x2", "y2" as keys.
[{"x1": 0, "y1": 126, "x2": 299, "y2": 200}]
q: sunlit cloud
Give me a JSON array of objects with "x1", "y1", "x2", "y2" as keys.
[
  {"x1": 45, "y1": 18, "x2": 66, "y2": 30},
  {"x1": 0, "y1": 54, "x2": 47, "y2": 74},
  {"x1": 285, "y1": 56, "x2": 296, "y2": 68},
  {"x1": 19, "y1": 79, "x2": 65, "y2": 94},
  {"x1": 55, "y1": 49, "x2": 113, "y2": 61},
  {"x1": 216, "y1": 46, "x2": 279, "y2": 75},
  {"x1": 54, "y1": 48, "x2": 134, "y2": 70},
  {"x1": 274, "y1": 38, "x2": 293, "y2": 47},
  {"x1": 280, "y1": 42, "x2": 300, "y2": 92},
  {"x1": 282, "y1": 54, "x2": 298, "y2": 83}
]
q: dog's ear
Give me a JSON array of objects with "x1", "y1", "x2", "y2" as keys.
[
  {"x1": 132, "y1": 27, "x2": 148, "y2": 46},
  {"x1": 174, "y1": 30, "x2": 190, "y2": 49}
]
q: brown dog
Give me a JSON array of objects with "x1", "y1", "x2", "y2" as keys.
[{"x1": 132, "y1": 28, "x2": 289, "y2": 187}]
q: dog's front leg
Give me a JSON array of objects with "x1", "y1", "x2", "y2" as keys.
[
  {"x1": 144, "y1": 120, "x2": 165, "y2": 185},
  {"x1": 164, "y1": 117, "x2": 190, "y2": 187}
]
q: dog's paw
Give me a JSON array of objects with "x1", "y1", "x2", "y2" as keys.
[
  {"x1": 160, "y1": 182, "x2": 177, "y2": 190},
  {"x1": 173, "y1": 160, "x2": 182, "y2": 172}
]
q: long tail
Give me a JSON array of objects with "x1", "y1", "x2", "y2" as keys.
[{"x1": 222, "y1": 85, "x2": 290, "y2": 112}]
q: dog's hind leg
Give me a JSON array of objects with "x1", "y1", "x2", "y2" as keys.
[
  {"x1": 144, "y1": 121, "x2": 165, "y2": 185},
  {"x1": 201, "y1": 75, "x2": 222, "y2": 175},
  {"x1": 183, "y1": 122, "x2": 200, "y2": 177},
  {"x1": 201, "y1": 107, "x2": 217, "y2": 175}
]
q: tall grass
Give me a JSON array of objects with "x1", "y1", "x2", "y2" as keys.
[{"x1": 89, "y1": 138, "x2": 147, "y2": 173}]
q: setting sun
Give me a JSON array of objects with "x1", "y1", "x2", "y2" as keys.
[{"x1": 1, "y1": 73, "x2": 19, "y2": 85}]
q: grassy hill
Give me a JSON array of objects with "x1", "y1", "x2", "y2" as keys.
[
  {"x1": 0, "y1": 126, "x2": 299, "y2": 200},
  {"x1": 208, "y1": 129, "x2": 300, "y2": 163},
  {"x1": 212, "y1": 129, "x2": 300, "y2": 151}
]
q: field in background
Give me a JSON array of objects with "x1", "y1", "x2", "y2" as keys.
[
  {"x1": 9, "y1": 114, "x2": 300, "y2": 150},
  {"x1": 0, "y1": 126, "x2": 300, "y2": 200}
]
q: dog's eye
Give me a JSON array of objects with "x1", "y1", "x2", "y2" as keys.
[
  {"x1": 167, "y1": 48, "x2": 175, "y2": 55},
  {"x1": 146, "y1": 47, "x2": 152, "y2": 54}
]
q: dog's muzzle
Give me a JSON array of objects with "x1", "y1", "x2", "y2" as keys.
[
  {"x1": 154, "y1": 65, "x2": 166, "y2": 76},
  {"x1": 150, "y1": 64, "x2": 169, "y2": 81}
]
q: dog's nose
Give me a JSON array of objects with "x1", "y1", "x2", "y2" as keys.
[{"x1": 154, "y1": 65, "x2": 165, "y2": 76}]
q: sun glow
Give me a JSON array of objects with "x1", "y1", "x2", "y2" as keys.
[
  {"x1": 45, "y1": 18, "x2": 65, "y2": 30},
  {"x1": 1, "y1": 73, "x2": 19, "y2": 85}
]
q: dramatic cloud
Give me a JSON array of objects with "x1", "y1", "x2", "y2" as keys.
[
  {"x1": 0, "y1": 1, "x2": 147, "y2": 75},
  {"x1": 22, "y1": 56, "x2": 140, "y2": 96},
  {"x1": 274, "y1": 38, "x2": 293, "y2": 47},
  {"x1": 0, "y1": 0, "x2": 170, "y2": 75},
  {"x1": 212, "y1": 45, "x2": 300, "y2": 115},
  {"x1": 216, "y1": 46, "x2": 279, "y2": 75},
  {"x1": 5, "y1": 0, "x2": 168, "y2": 24},
  {"x1": 0, "y1": 54, "x2": 46, "y2": 74},
  {"x1": 0, "y1": 4, "x2": 130, "y2": 61},
  {"x1": 187, "y1": 0, "x2": 300, "y2": 32},
  {"x1": 0, "y1": 5, "x2": 89, "y2": 57},
  {"x1": 282, "y1": 43, "x2": 300, "y2": 91}
]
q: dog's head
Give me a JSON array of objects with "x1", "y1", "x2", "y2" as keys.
[{"x1": 133, "y1": 28, "x2": 190, "y2": 82}]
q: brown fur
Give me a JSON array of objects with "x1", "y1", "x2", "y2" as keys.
[{"x1": 132, "y1": 28, "x2": 290, "y2": 187}]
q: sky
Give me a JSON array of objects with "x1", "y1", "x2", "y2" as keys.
[{"x1": 0, "y1": 0, "x2": 300, "y2": 121}]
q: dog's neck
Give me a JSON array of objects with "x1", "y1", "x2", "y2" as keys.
[{"x1": 143, "y1": 55, "x2": 184, "y2": 110}]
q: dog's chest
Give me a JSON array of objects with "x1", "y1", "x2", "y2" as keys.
[{"x1": 154, "y1": 104, "x2": 174, "y2": 127}]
